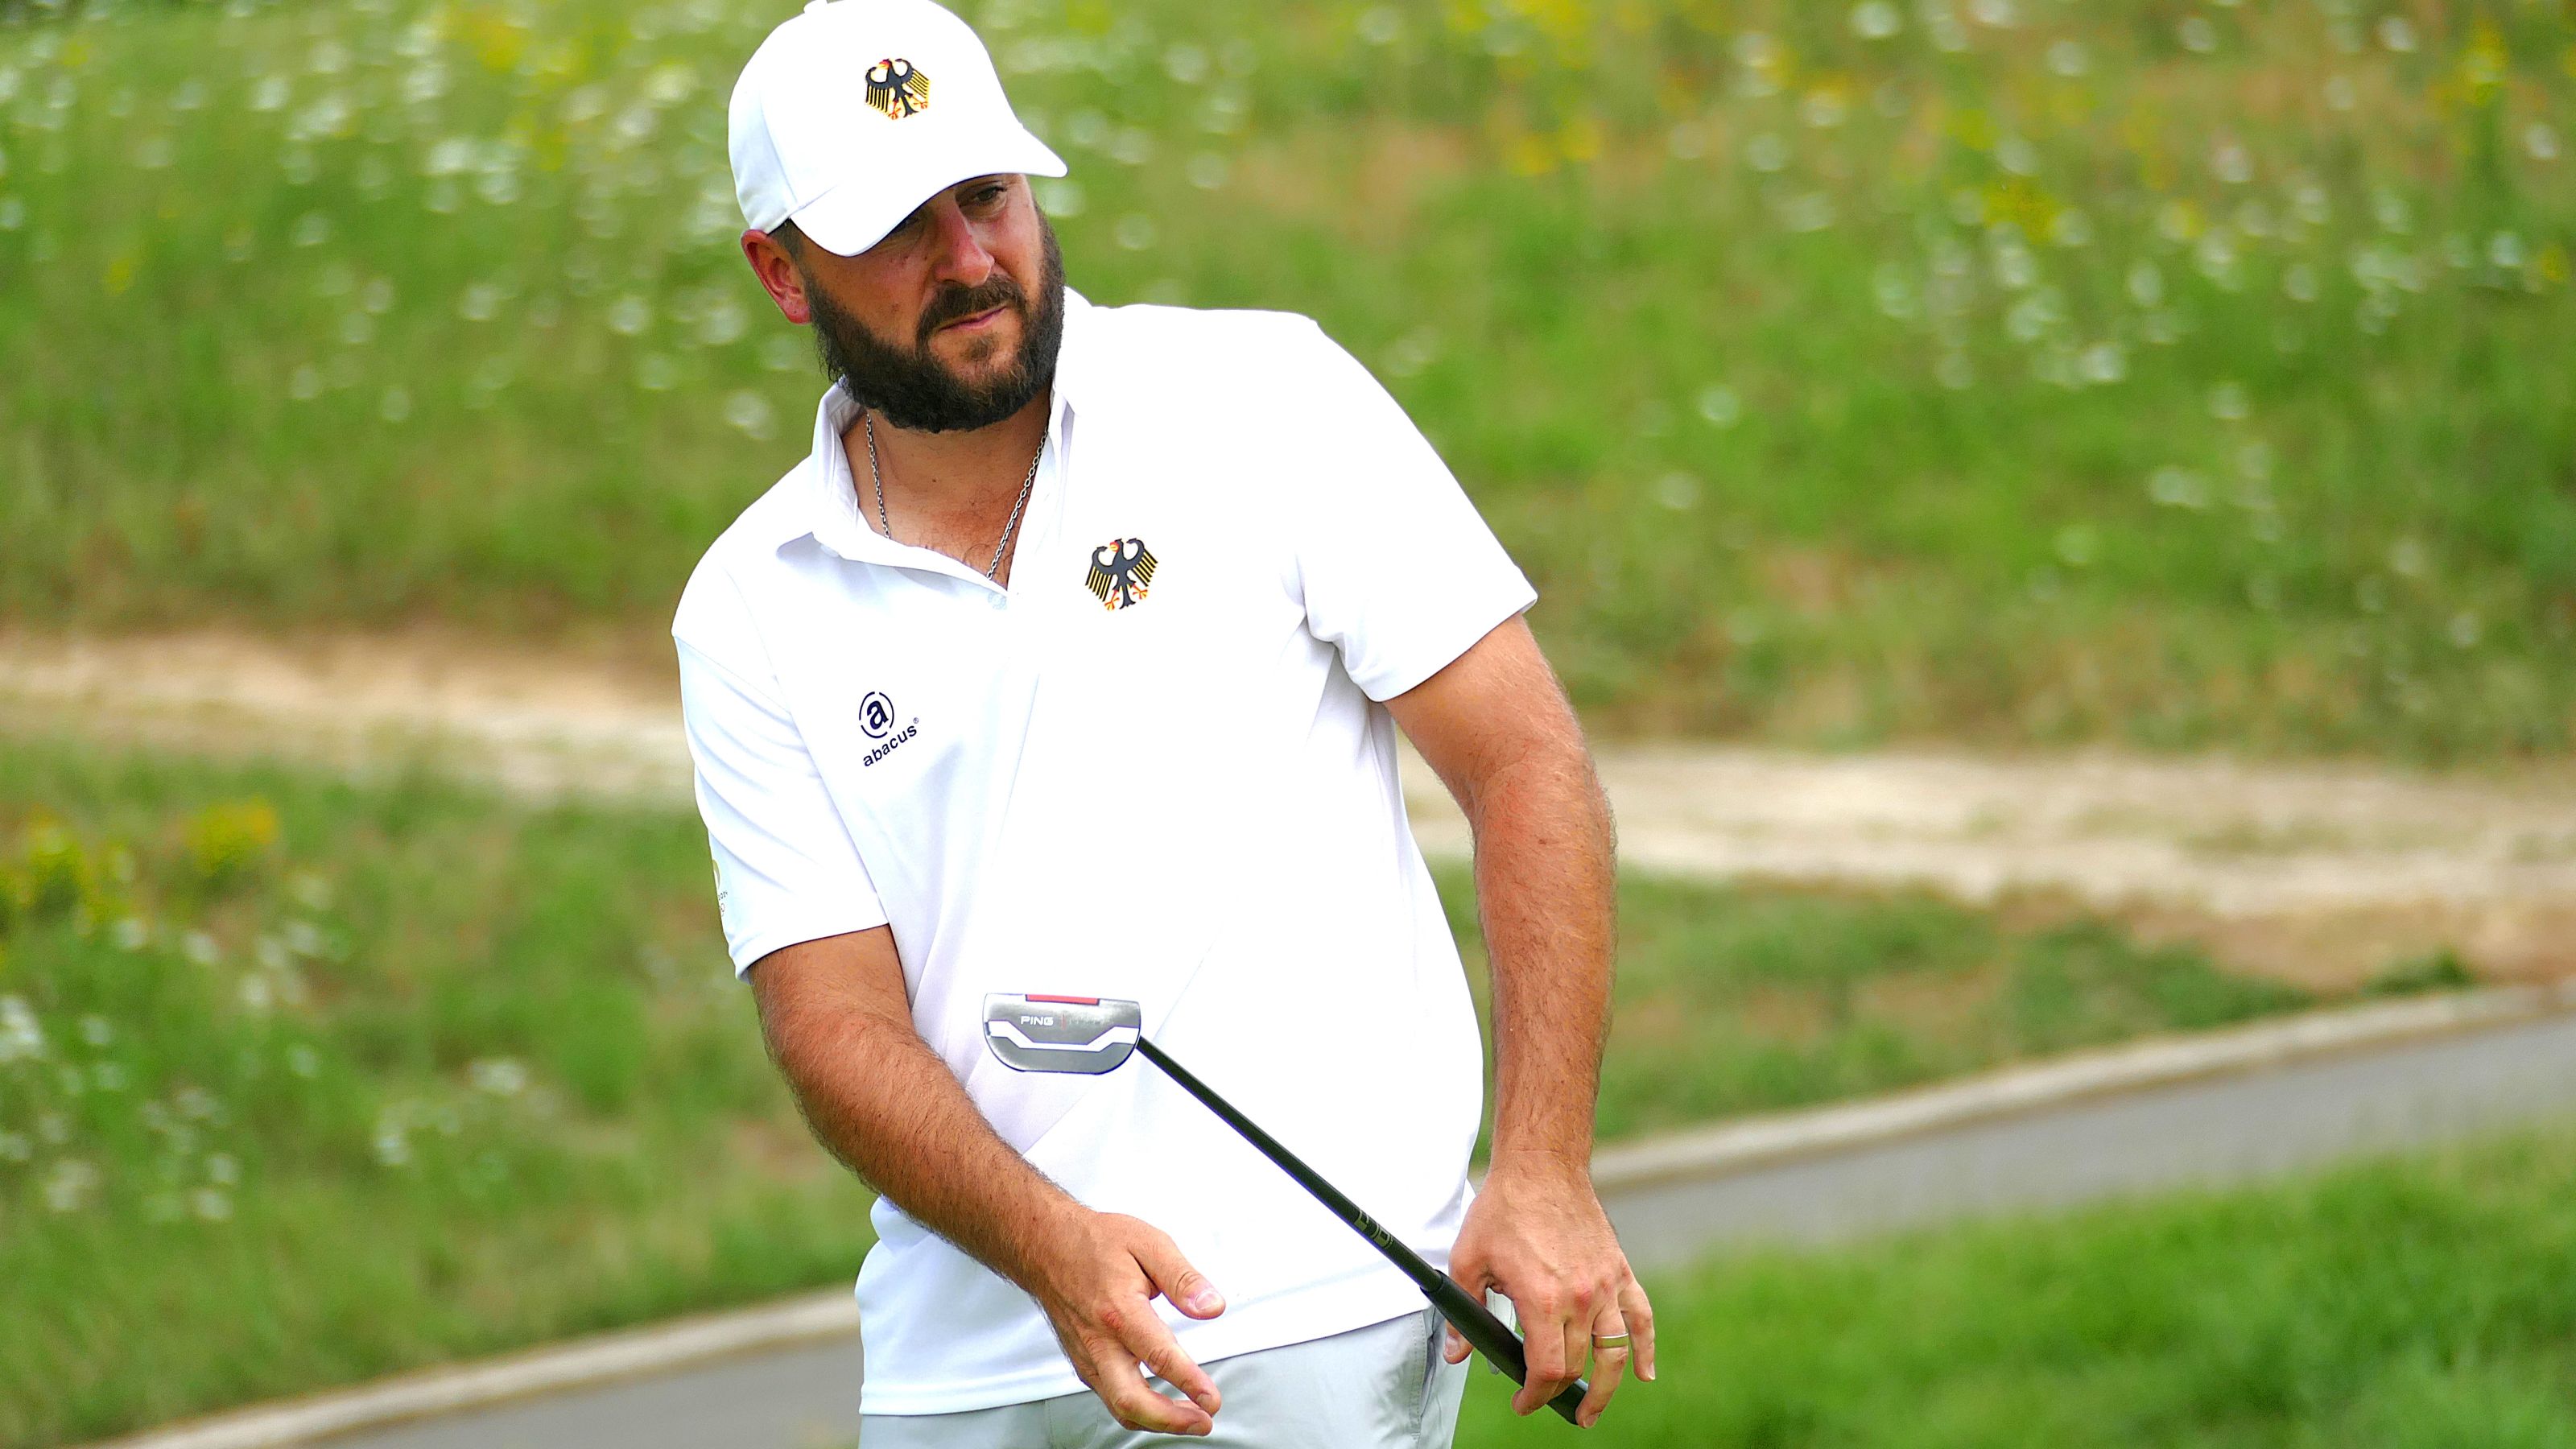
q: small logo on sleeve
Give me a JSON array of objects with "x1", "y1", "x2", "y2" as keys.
[
  {"x1": 864, "y1": 58, "x2": 930, "y2": 118},
  {"x1": 1083, "y1": 537, "x2": 1158, "y2": 610}
]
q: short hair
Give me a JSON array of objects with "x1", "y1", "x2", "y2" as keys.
[{"x1": 771, "y1": 219, "x2": 808, "y2": 261}]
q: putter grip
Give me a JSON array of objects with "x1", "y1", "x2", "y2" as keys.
[
  {"x1": 1419, "y1": 1265, "x2": 1593, "y2": 1426},
  {"x1": 1133, "y1": 1038, "x2": 1591, "y2": 1426}
]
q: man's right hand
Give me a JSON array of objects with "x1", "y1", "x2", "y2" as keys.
[{"x1": 1023, "y1": 1208, "x2": 1229, "y2": 1436}]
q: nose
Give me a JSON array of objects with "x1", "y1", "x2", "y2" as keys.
[{"x1": 923, "y1": 195, "x2": 994, "y2": 290}]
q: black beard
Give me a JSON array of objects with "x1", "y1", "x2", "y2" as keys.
[{"x1": 803, "y1": 213, "x2": 1065, "y2": 434}]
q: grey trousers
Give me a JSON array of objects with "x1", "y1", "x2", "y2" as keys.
[{"x1": 857, "y1": 1306, "x2": 1470, "y2": 1448}]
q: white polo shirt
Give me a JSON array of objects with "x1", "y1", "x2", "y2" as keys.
[{"x1": 671, "y1": 287, "x2": 1537, "y2": 1415}]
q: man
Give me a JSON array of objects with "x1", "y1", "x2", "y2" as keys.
[{"x1": 675, "y1": 1, "x2": 1653, "y2": 1443}]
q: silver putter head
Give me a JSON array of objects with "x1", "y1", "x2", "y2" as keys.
[{"x1": 982, "y1": 994, "x2": 1143, "y2": 1075}]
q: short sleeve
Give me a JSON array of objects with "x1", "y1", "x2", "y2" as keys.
[
  {"x1": 1290, "y1": 322, "x2": 1538, "y2": 701},
  {"x1": 675, "y1": 620, "x2": 888, "y2": 977}
]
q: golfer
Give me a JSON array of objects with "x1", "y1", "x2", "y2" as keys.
[{"x1": 675, "y1": 1, "x2": 1652, "y2": 1442}]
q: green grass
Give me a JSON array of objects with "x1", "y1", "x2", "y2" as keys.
[
  {"x1": 1455, "y1": 1121, "x2": 2576, "y2": 1447},
  {"x1": 0, "y1": 733, "x2": 2388, "y2": 1443},
  {"x1": 0, "y1": 737, "x2": 875, "y2": 1448},
  {"x1": 1441, "y1": 865, "x2": 2313, "y2": 1145},
  {"x1": 2, "y1": 1, "x2": 2571, "y2": 757}
]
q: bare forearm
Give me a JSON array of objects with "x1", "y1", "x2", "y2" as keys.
[
  {"x1": 1467, "y1": 737, "x2": 1616, "y2": 1173},
  {"x1": 748, "y1": 934, "x2": 1228, "y2": 1435},
  {"x1": 759, "y1": 975, "x2": 1074, "y2": 1288}
]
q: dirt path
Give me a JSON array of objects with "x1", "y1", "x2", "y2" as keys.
[{"x1": 6, "y1": 628, "x2": 2574, "y2": 986}]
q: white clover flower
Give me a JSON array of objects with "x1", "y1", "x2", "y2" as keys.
[
  {"x1": 469, "y1": 1058, "x2": 530, "y2": 1096},
  {"x1": 43, "y1": 1159, "x2": 101, "y2": 1214},
  {"x1": 696, "y1": 296, "x2": 747, "y2": 347},
  {"x1": 723, "y1": 390, "x2": 774, "y2": 441},
  {"x1": 2149, "y1": 467, "x2": 2212, "y2": 509},
  {"x1": 0, "y1": 997, "x2": 43, "y2": 1063},
  {"x1": 1034, "y1": 178, "x2": 1084, "y2": 217}
]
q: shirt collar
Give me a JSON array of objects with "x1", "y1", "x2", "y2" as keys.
[{"x1": 787, "y1": 287, "x2": 1094, "y2": 566}]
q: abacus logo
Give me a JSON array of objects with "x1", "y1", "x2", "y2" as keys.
[
  {"x1": 860, "y1": 691, "x2": 898, "y2": 740},
  {"x1": 859, "y1": 691, "x2": 920, "y2": 768}
]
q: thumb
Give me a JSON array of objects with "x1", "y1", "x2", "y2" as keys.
[{"x1": 1130, "y1": 1226, "x2": 1226, "y2": 1319}]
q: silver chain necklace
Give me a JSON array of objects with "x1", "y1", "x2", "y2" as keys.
[{"x1": 865, "y1": 408, "x2": 1042, "y2": 582}]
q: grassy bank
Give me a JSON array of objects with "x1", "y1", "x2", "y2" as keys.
[
  {"x1": 0, "y1": 732, "x2": 2393, "y2": 1443},
  {"x1": 0, "y1": 735, "x2": 877, "y2": 1447},
  {"x1": 2, "y1": 1, "x2": 2570, "y2": 757},
  {"x1": 1439, "y1": 865, "x2": 2316, "y2": 1145},
  {"x1": 1457, "y1": 1121, "x2": 2576, "y2": 1447}
]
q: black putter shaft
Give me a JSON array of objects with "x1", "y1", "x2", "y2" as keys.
[{"x1": 1132, "y1": 1035, "x2": 1590, "y2": 1426}]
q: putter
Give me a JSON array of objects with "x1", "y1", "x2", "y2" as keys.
[{"x1": 983, "y1": 993, "x2": 1591, "y2": 1426}]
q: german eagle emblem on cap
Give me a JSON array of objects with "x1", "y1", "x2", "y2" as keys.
[
  {"x1": 1084, "y1": 538, "x2": 1157, "y2": 610},
  {"x1": 864, "y1": 57, "x2": 930, "y2": 119}
]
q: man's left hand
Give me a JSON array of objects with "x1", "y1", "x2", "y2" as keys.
[{"x1": 1442, "y1": 1154, "x2": 1655, "y2": 1425}]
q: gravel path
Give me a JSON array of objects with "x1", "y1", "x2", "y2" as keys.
[{"x1": 6, "y1": 628, "x2": 2574, "y2": 982}]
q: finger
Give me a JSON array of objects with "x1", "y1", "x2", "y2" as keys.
[
  {"x1": 1619, "y1": 1273, "x2": 1658, "y2": 1382},
  {"x1": 1442, "y1": 1319, "x2": 1469, "y2": 1366},
  {"x1": 1129, "y1": 1229, "x2": 1227, "y2": 1320},
  {"x1": 1513, "y1": 1294, "x2": 1577, "y2": 1417},
  {"x1": 1123, "y1": 1313, "x2": 1223, "y2": 1420},
  {"x1": 1076, "y1": 1330, "x2": 1216, "y2": 1433},
  {"x1": 1555, "y1": 1297, "x2": 1592, "y2": 1414},
  {"x1": 1084, "y1": 1339, "x2": 1213, "y2": 1438},
  {"x1": 1576, "y1": 1307, "x2": 1629, "y2": 1428}
]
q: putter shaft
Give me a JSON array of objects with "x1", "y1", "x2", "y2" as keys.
[{"x1": 1133, "y1": 1036, "x2": 1591, "y2": 1426}]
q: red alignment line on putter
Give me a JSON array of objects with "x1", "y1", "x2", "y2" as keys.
[{"x1": 1025, "y1": 994, "x2": 1100, "y2": 1005}]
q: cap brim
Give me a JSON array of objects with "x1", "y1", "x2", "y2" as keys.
[{"x1": 788, "y1": 126, "x2": 1068, "y2": 258}]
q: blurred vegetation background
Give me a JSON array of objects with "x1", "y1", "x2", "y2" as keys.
[
  {"x1": 5, "y1": 738, "x2": 2392, "y2": 1442},
  {"x1": 0, "y1": 0, "x2": 2569, "y2": 756}
]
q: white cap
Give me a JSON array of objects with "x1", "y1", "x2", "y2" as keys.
[{"x1": 729, "y1": 0, "x2": 1067, "y2": 258}]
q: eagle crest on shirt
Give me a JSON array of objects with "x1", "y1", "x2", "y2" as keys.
[
  {"x1": 864, "y1": 57, "x2": 930, "y2": 119},
  {"x1": 1084, "y1": 538, "x2": 1157, "y2": 611}
]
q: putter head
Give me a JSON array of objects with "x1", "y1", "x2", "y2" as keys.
[{"x1": 982, "y1": 994, "x2": 1142, "y2": 1075}]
